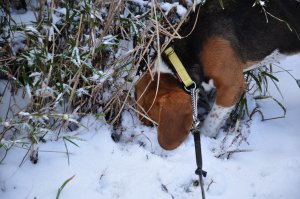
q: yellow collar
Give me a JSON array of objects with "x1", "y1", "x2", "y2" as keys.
[{"x1": 163, "y1": 47, "x2": 194, "y2": 88}]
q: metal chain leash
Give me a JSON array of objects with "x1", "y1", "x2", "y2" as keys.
[{"x1": 191, "y1": 85, "x2": 200, "y2": 128}]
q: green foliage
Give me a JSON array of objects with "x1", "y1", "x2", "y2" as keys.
[
  {"x1": 0, "y1": 0, "x2": 189, "y2": 162},
  {"x1": 237, "y1": 63, "x2": 287, "y2": 122},
  {"x1": 218, "y1": 0, "x2": 225, "y2": 9},
  {"x1": 56, "y1": 175, "x2": 76, "y2": 199}
]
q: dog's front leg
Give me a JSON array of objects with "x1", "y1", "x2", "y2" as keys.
[
  {"x1": 200, "y1": 77, "x2": 245, "y2": 138},
  {"x1": 200, "y1": 103, "x2": 234, "y2": 138},
  {"x1": 199, "y1": 37, "x2": 246, "y2": 138}
]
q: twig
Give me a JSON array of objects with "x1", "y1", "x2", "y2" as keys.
[
  {"x1": 206, "y1": 179, "x2": 215, "y2": 191},
  {"x1": 215, "y1": 149, "x2": 253, "y2": 159}
]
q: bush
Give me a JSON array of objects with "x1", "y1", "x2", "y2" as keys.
[
  {"x1": 0, "y1": 0, "x2": 285, "y2": 163},
  {"x1": 0, "y1": 0, "x2": 195, "y2": 162}
]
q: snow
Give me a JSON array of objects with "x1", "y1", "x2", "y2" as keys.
[
  {"x1": 1, "y1": 54, "x2": 300, "y2": 199},
  {"x1": 176, "y1": 5, "x2": 187, "y2": 16},
  {"x1": 10, "y1": 10, "x2": 36, "y2": 25}
]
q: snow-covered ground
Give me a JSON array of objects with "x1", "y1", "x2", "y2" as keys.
[
  {"x1": 1, "y1": 2, "x2": 300, "y2": 198},
  {"x1": 1, "y1": 54, "x2": 300, "y2": 199}
]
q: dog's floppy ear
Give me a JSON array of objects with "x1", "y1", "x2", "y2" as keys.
[
  {"x1": 136, "y1": 72, "x2": 193, "y2": 150},
  {"x1": 157, "y1": 91, "x2": 192, "y2": 150}
]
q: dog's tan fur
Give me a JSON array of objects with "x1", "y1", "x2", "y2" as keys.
[
  {"x1": 200, "y1": 36, "x2": 246, "y2": 107},
  {"x1": 136, "y1": 72, "x2": 192, "y2": 150}
]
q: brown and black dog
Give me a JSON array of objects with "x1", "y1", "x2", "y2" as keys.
[{"x1": 136, "y1": 0, "x2": 300, "y2": 150}]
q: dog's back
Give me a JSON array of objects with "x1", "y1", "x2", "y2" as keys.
[
  {"x1": 176, "y1": 0, "x2": 300, "y2": 79},
  {"x1": 173, "y1": 0, "x2": 300, "y2": 137}
]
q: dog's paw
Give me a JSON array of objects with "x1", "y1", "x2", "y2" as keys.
[{"x1": 200, "y1": 103, "x2": 234, "y2": 138}]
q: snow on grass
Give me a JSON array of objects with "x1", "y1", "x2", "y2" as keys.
[
  {"x1": 1, "y1": 3, "x2": 300, "y2": 199},
  {"x1": 1, "y1": 54, "x2": 300, "y2": 199}
]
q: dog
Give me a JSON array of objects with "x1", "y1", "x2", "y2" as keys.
[{"x1": 136, "y1": 0, "x2": 300, "y2": 150}]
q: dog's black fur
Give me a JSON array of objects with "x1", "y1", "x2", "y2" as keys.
[
  {"x1": 174, "y1": 0, "x2": 300, "y2": 86},
  {"x1": 1, "y1": 0, "x2": 27, "y2": 12}
]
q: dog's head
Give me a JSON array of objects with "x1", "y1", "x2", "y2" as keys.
[{"x1": 136, "y1": 72, "x2": 193, "y2": 150}]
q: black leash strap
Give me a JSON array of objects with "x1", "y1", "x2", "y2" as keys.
[{"x1": 192, "y1": 128, "x2": 207, "y2": 199}]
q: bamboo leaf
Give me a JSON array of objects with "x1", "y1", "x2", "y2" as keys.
[
  {"x1": 296, "y1": 79, "x2": 300, "y2": 88},
  {"x1": 56, "y1": 175, "x2": 76, "y2": 199},
  {"x1": 262, "y1": 71, "x2": 279, "y2": 82},
  {"x1": 63, "y1": 136, "x2": 80, "y2": 147},
  {"x1": 254, "y1": 95, "x2": 271, "y2": 100},
  {"x1": 270, "y1": 77, "x2": 284, "y2": 99},
  {"x1": 249, "y1": 72, "x2": 262, "y2": 92},
  {"x1": 272, "y1": 98, "x2": 286, "y2": 116},
  {"x1": 218, "y1": 0, "x2": 225, "y2": 9}
]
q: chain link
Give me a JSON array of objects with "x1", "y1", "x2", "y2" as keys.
[{"x1": 185, "y1": 82, "x2": 200, "y2": 129}]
